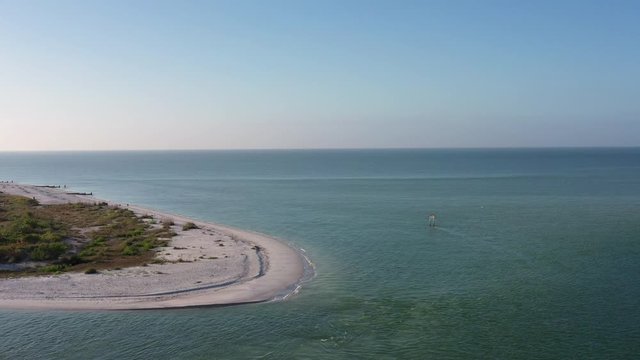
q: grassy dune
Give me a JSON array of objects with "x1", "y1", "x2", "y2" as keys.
[{"x1": 0, "y1": 193, "x2": 175, "y2": 276}]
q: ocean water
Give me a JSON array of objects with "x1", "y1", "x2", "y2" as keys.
[{"x1": 0, "y1": 148, "x2": 639, "y2": 359}]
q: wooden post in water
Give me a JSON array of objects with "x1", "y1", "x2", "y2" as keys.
[{"x1": 427, "y1": 213, "x2": 437, "y2": 227}]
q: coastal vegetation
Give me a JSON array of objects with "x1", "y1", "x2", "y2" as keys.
[
  {"x1": 182, "y1": 222, "x2": 199, "y2": 231},
  {"x1": 0, "y1": 193, "x2": 175, "y2": 276}
]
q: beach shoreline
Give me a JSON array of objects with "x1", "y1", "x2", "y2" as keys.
[{"x1": 0, "y1": 183, "x2": 311, "y2": 310}]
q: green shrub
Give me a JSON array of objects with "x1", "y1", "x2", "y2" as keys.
[
  {"x1": 182, "y1": 222, "x2": 199, "y2": 231},
  {"x1": 122, "y1": 245, "x2": 138, "y2": 256},
  {"x1": 41, "y1": 231, "x2": 61, "y2": 242},
  {"x1": 30, "y1": 242, "x2": 68, "y2": 261},
  {"x1": 79, "y1": 248, "x2": 96, "y2": 257},
  {"x1": 41, "y1": 264, "x2": 68, "y2": 273},
  {"x1": 91, "y1": 236, "x2": 106, "y2": 245},
  {"x1": 142, "y1": 240, "x2": 155, "y2": 251}
]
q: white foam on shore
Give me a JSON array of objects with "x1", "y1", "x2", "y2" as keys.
[
  {"x1": 269, "y1": 242, "x2": 316, "y2": 302},
  {"x1": 0, "y1": 183, "x2": 313, "y2": 310}
]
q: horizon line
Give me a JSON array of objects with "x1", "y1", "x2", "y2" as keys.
[{"x1": 0, "y1": 145, "x2": 639, "y2": 153}]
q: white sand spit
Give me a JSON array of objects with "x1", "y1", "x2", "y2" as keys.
[{"x1": 0, "y1": 183, "x2": 308, "y2": 310}]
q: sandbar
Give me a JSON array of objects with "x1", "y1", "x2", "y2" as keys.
[{"x1": 0, "y1": 183, "x2": 310, "y2": 310}]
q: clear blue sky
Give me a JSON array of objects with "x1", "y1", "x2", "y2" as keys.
[{"x1": 1, "y1": 0, "x2": 638, "y2": 150}]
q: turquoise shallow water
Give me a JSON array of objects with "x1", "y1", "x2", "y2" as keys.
[{"x1": 1, "y1": 148, "x2": 639, "y2": 359}]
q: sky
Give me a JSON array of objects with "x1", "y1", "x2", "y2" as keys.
[{"x1": 1, "y1": 0, "x2": 639, "y2": 150}]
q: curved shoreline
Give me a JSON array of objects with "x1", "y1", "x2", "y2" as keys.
[{"x1": 0, "y1": 183, "x2": 310, "y2": 310}]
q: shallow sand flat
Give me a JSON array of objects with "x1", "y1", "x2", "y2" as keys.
[{"x1": 0, "y1": 183, "x2": 308, "y2": 310}]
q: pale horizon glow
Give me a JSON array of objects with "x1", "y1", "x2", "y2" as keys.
[{"x1": 1, "y1": 0, "x2": 639, "y2": 151}]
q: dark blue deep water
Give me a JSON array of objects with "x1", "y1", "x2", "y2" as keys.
[{"x1": 1, "y1": 148, "x2": 639, "y2": 359}]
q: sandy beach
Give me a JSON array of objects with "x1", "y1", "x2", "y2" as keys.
[{"x1": 0, "y1": 183, "x2": 310, "y2": 310}]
